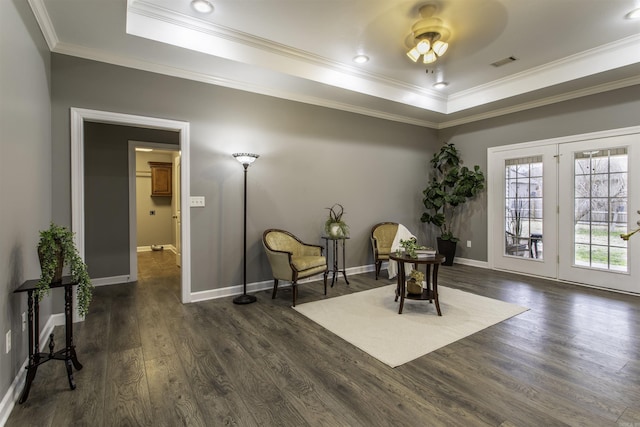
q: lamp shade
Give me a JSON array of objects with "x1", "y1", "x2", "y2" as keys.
[
  {"x1": 423, "y1": 51, "x2": 437, "y2": 64},
  {"x1": 233, "y1": 153, "x2": 259, "y2": 166},
  {"x1": 406, "y1": 48, "x2": 420, "y2": 62},
  {"x1": 432, "y1": 40, "x2": 448, "y2": 56},
  {"x1": 416, "y1": 39, "x2": 431, "y2": 54}
]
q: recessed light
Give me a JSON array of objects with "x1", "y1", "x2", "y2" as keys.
[
  {"x1": 433, "y1": 82, "x2": 449, "y2": 89},
  {"x1": 626, "y1": 8, "x2": 640, "y2": 19},
  {"x1": 353, "y1": 55, "x2": 369, "y2": 64},
  {"x1": 191, "y1": 0, "x2": 214, "y2": 14}
]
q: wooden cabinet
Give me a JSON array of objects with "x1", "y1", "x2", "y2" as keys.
[{"x1": 149, "y1": 162, "x2": 172, "y2": 196}]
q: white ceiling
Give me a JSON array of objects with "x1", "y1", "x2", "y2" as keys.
[{"x1": 30, "y1": 0, "x2": 640, "y2": 128}]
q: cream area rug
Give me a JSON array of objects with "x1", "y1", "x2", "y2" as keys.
[{"x1": 293, "y1": 285, "x2": 528, "y2": 368}]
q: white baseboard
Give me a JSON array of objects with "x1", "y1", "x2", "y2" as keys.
[
  {"x1": 190, "y1": 264, "x2": 377, "y2": 303},
  {"x1": 91, "y1": 275, "x2": 132, "y2": 287},
  {"x1": 0, "y1": 313, "x2": 64, "y2": 426},
  {"x1": 453, "y1": 257, "x2": 489, "y2": 269}
]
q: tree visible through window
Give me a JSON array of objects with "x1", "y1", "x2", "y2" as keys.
[{"x1": 573, "y1": 148, "x2": 628, "y2": 271}]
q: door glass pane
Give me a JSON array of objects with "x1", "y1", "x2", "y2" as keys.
[
  {"x1": 573, "y1": 148, "x2": 628, "y2": 271},
  {"x1": 504, "y1": 156, "x2": 543, "y2": 259}
]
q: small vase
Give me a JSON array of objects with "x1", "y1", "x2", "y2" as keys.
[{"x1": 328, "y1": 223, "x2": 343, "y2": 237}]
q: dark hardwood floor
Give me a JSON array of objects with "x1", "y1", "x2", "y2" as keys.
[{"x1": 6, "y1": 251, "x2": 640, "y2": 426}]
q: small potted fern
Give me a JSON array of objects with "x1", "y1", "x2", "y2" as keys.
[
  {"x1": 37, "y1": 223, "x2": 93, "y2": 317},
  {"x1": 324, "y1": 203, "x2": 349, "y2": 237}
]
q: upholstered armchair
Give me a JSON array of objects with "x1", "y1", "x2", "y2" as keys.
[
  {"x1": 371, "y1": 222, "x2": 399, "y2": 280},
  {"x1": 262, "y1": 229, "x2": 328, "y2": 307}
]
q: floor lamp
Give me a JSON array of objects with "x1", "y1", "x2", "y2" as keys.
[{"x1": 232, "y1": 152, "x2": 259, "y2": 304}]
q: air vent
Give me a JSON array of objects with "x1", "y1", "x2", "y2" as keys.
[{"x1": 491, "y1": 56, "x2": 517, "y2": 67}]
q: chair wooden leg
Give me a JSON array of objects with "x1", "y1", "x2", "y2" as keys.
[
  {"x1": 375, "y1": 261, "x2": 381, "y2": 280},
  {"x1": 271, "y1": 279, "x2": 279, "y2": 299},
  {"x1": 292, "y1": 283, "x2": 297, "y2": 307}
]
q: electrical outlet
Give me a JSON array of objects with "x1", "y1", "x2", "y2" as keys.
[
  {"x1": 22, "y1": 312, "x2": 27, "y2": 332},
  {"x1": 5, "y1": 330, "x2": 11, "y2": 353},
  {"x1": 467, "y1": 240, "x2": 472, "y2": 248},
  {"x1": 190, "y1": 196, "x2": 205, "y2": 208}
]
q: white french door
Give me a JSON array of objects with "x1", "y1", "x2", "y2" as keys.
[
  {"x1": 489, "y1": 128, "x2": 640, "y2": 294},
  {"x1": 489, "y1": 145, "x2": 558, "y2": 278},
  {"x1": 558, "y1": 134, "x2": 640, "y2": 293}
]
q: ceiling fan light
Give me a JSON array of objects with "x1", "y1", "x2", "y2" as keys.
[
  {"x1": 406, "y1": 48, "x2": 420, "y2": 62},
  {"x1": 432, "y1": 41, "x2": 448, "y2": 56},
  {"x1": 416, "y1": 39, "x2": 431, "y2": 54},
  {"x1": 423, "y1": 51, "x2": 437, "y2": 64}
]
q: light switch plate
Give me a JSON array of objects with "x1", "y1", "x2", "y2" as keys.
[{"x1": 190, "y1": 196, "x2": 205, "y2": 207}]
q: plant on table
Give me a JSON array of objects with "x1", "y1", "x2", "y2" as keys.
[
  {"x1": 324, "y1": 203, "x2": 349, "y2": 237},
  {"x1": 399, "y1": 238, "x2": 419, "y2": 258},
  {"x1": 37, "y1": 222, "x2": 93, "y2": 317},
  {"x1": 407, "y1": 269, "x2": 425, "y2": 294}
]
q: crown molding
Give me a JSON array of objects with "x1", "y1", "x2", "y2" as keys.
[
  {"x1": 30, "y1": 0, "x2": 640, "y2": 130},
  {"x1": 52, "y1": 42, "x2": 440, "y2": 129},
  {"x1": 126, "y1": 0, "x2": 448, "y2": 112},
  {"x1": 439, "y1": 75, "x2": 640, "y2": 129},
  {"x1": 447, "y1": 34, "x2": 640, "y2": 113},
  {"x1": 28, "y1": 0, "x2": 58, "y2": 51},
  {"x1": 48, "y1": 39, "x2": 640, "y2": 131}
]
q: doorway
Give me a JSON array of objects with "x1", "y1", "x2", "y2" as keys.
[
  {"x1": 488, "y1": 126, "x2": 640, "y2": 294},
  {"x1": 129, "y1": 142, "x2": 181, "y2": 281},
  {"x1": 70, "y1": 108, "x2": 192, "y2": 305}
]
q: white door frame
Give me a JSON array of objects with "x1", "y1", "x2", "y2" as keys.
[
  {"x1": 488, "y1": 125, "x2": 640, "y2": 292},
  {"x1": 488, "y1": 143, "x2": 558, "y2": 278},
  {"x1": 70, "y1": 107, "x2": 192, "y2": 304}
]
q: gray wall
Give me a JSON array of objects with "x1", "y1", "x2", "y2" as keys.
[
  {"x1": 438, "y1": 84, "x2": 640, "y2": 261},
  {"x1": 83, "y1": 122, "x2": 179, "y2": 278},
  {"x1": 0, "y1": 0, "x2": 52, "y2": 402},
  {"x1": 51, "y1": 54, "x2": 438, "y2": 293}
]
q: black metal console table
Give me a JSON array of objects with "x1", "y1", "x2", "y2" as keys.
[{"x1": 14, "y1": 276, "x2": 83, "y2": 403}]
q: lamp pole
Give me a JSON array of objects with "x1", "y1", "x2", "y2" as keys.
[{"x1": 232, "y1": 153, "x2": 259, "y2": 304}]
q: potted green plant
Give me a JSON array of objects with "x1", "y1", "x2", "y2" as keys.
[
  {"x1": 37, "y1": 223, "x2": 93, "y2": 317},
  {"x1": 407, "y1": 269, "x2": 424, "y2": 295},
  {"x1": 420, "y1": 143, "x2": 485, "y2": 265},
  {"x1": 398, "y1": 238, "x2": 419, "y2": 258},
  {"x1": 324, "y1": 203, "x2": 349, "y2": 237}
]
